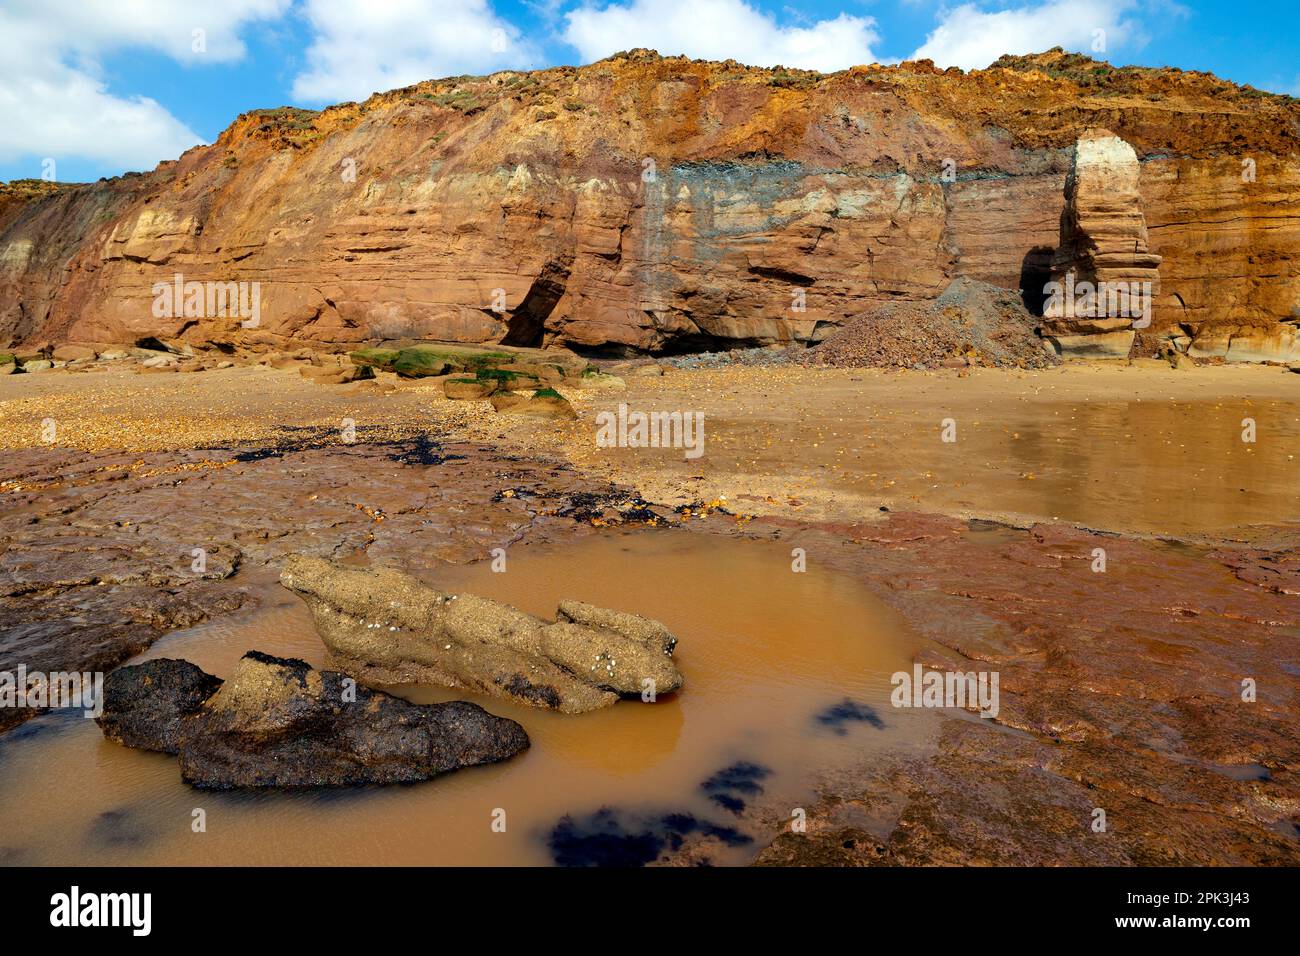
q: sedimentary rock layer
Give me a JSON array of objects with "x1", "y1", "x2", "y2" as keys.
[
  {"x1": 1042, "y1": 128, "x2": 1163, "y2": 359},
  {"x1": 2, "y1": 49, "x2": 1299, "y2": 359}
]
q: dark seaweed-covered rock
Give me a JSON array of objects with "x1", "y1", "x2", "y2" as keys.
[
  {"x1": 96, "y1": 652, "x2": 529, "y2": 789},
  {"x1": 96, "y1": 658, "x2": 222, "y2": 754}
]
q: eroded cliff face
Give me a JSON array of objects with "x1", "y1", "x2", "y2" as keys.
[
  {"x1": 1041, "y1": 128, "x2": 1163, "y2": 359},
  {"x1": 2, "y1": 48, "x2": 1299, "y2": 359}
]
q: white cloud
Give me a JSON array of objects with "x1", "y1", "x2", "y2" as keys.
[
  {"x1": 912, "y1": 0, "x2": 1141, "y2": 71},
  {"x1": 291, "y1": 0, "x2": 537, "y2": 104},
  {"x1": 0, "y1": 0, "x2": 289, "y2": 174},
  {"x1": 562, "y1": 0, "x2": 880, "y2": 71}
]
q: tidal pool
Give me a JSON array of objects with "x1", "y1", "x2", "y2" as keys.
[{"x1": 0, "y1": 532, "x2": 929, "y2": 866}]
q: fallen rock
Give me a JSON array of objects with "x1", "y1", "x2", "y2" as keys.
[
  {"x1": 349, "y1": 343, "x2": 586, "y2": 380},
  {"x1": 573, "y1": 371, "x2": 626, "y2": 390},
  {"x1": 444, "y1": 377, "x2": 498, "y2": 400},
  {"x1": 1045, "y1": 330, "x2": 1136, "y2": 360},
  {"x1": 806, "y1": 277, "x2": 1056, "y2": 369},
  {"x1": 500, "y1": 361, "x2": 563, "y2": 385},
  {"x1": 300, "y1": 363, "x2": 374, "y2": 385},
  {"x1": 489, "y1": 391, "x2": 528, "y2": 412},
  {"x1": 96, "y1": 652, "x2": 529, "y2": 789},
  {"x1": 262, "y1": 352, "x2": 312, "y2": 370},
  {"x1": 627, "y1": 364, "x2": 666, "y2": 377},
  {"x1": 21, "y1": 359, "x2": 53, "y2": 372},
  {"x1": 280, "y1": 554, "x2": 683, "y2": 714},
  {"x1": 52, "y1": 344, "x2": 98, "y2": 362},
  {"x1": 490, "y1": 388, "x2": 577, "y2": 419}
]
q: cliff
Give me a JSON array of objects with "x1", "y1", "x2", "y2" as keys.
[{"x1": 2, "y1": 48, "x2": 1298, "y2": 360}]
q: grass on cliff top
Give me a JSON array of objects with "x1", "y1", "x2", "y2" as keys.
[{"x1": 418, "y1": 90, "x2": 485, "y2": 113}]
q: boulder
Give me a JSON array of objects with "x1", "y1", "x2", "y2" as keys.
[
  {"x1": 300, "y1": 363, "x2": 374, "y2": 385},
  {"x1": 444, "y1": 377, "x2": 497, "y2": 400},
  {"x1": 500, "y1": 361, "x2": 563, "y2": 385},
  {"x1": 490, "y1": 388, "x2": 578, "y2": 419},
  {"x1": 1044, "y1": 330, "x2": 1136, "y2": 360},
  {"x1": 628, "y1": 364, "x2": 666, "y2": 377},
  {"x1": 52, "y1": 344, "x2": 98, "y2": 362},
  {"x1": 22, "y1": 359, "x2": 53, "y2": 372},
  {"x1": 489, "y1": 391, "x2": 529, "y2": 412},
  {"x1": 96, "y1": 652, "x2": 529, "y2": 789},
  {"x1": 573, "y1": 371, "x2": 627, "y2": 390},
  {"x1": 261, "y1": 352, "x2": 311, "y2": 370},
  {"x1": 279, "y1": 554, "x2": 683, "y2": 714},
  {"x1": 349, "y1": 343, "x2": 588, "y2": 379}
]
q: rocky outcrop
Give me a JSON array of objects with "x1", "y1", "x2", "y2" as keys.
[
  {"x1": 280, "y1": 554, "x2": 682, "y2": 713},
  {"x1": 1041, "y1": 129, "x2": 1162, "y2": 359},
  {"x1": 96, "y1": 652, "x2": 530, "y2": 789},
  {"x1": 2, "y1": 50, "x2": 1299, "y2": 359}
]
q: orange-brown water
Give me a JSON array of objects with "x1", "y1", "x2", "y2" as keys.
[
  {"x1": 565, "y1": 368, "x2": 1300, "y2": 536},
  {"x1": 0, "y1": 533, "x2": 928, "y2": 866}
]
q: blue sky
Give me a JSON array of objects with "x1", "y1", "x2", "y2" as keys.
[{"x1": 0, "y1": 0, "x2": 1294, "y2": 183}]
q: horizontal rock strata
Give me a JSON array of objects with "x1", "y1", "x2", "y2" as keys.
[
  {"x1": 3, "y1": 50, "x2": 1299, "y2": 361},
  {"x1": 1042, "y1": 129, "x2": 1162, "y2": 359}
]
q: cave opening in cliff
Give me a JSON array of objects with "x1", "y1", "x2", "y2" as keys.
[
  {"x1": 1019, "y1": 245, "x2": 1056, "y2": 316},
  {"x1": 501, "y1": 256, "x2": 572, "y2": 347}
]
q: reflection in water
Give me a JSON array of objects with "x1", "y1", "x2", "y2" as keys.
[
  {"x1": 683, "y1": 397, "x2": 1299, "y2": 535},
  {"x1": 0, "y1": 533, "x2": 928, "y2": 866}
]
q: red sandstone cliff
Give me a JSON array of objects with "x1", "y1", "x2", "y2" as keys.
[{"x1": 2, "y1": 48, "x2": 1298, "y2": 360}]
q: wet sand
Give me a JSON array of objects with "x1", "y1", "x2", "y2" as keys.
[
  {"x1": 552, "y1": 362, "x2": 1300, "y2": 539},
  {"x1": 4, "y1": 361, "x2": 1296, "y2": 538}
]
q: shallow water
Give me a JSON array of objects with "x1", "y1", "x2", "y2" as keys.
[
  {"x1": 589, "y1": 391, "x2": 1300, "y2": 535},
  {"x1": 0, "y1": 532, "x2": 929, "y2": 866}
]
